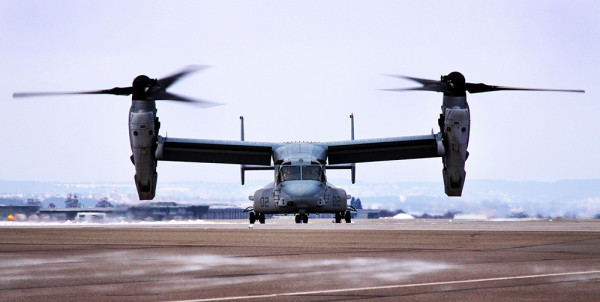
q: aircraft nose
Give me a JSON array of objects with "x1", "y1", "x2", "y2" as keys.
[{"x1": 280, "y1": 181, "x2": 324, "y2": 205}]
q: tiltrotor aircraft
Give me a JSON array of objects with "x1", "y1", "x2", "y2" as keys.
[{"x1": 14, "y1": 67, "x2": 584, "y2": 224}]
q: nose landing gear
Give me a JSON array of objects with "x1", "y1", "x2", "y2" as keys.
[
  {"x1": 248, "y1": 212, "x2": 265, "y2": 224},
  {"x1": 295, "y1": 213, "x2": 309, "y2": 223},
  {"x1": 335, "y1": 211, "x2": 352, "y2": 223}
]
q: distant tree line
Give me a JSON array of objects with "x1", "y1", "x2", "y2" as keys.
[
  {"x1": 350, "y1": 197, "x2": 362, "y2": 209},
  {"x1": 26, "y1": 198, "x2": 41, "y2": 207},
  {"x1": 61, "y1": 194, "x2": 114, "y2": 208},
  {"x1": 64, "y1": 193, "x2": 81, "y2": 208},
  {"x1": 95, "y1": 197, "x2": 113, "y2": 208}
]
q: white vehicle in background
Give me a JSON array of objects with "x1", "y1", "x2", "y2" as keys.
[{"x1": 76, "y1": 212, "x2": 106, "y2": 222}]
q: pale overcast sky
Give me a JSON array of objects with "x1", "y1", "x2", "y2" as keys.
[{"x1": 1, "y1": 1, "x2": 598, "y2": 184}]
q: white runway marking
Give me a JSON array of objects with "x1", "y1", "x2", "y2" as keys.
[{"x1": 178, "y1": 270, "x2": 600, "y2": 302}]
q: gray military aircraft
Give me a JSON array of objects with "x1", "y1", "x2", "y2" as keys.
[{"x1": 14, "y1": 67, "x2": 584, "y2": 224}]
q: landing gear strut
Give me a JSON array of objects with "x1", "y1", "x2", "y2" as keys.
[{"x1": 344, "y1": 210, "x2": 352, "y2": 223}]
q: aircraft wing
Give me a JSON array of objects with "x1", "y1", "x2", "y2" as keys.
[
  {"x1": 155, "y1": 136, "x2": 277, "y2": 165},
  {"x1": 324, "y1": 133, "x2": 444, "y2": 164}
]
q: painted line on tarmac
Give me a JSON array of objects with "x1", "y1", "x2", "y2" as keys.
[{"x1": 177, "y1": 270, "x2": 600, "y2": 302}]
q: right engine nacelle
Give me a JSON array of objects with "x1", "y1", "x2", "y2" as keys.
[
  {"x1": 440, "y1": 97, "x2": 470, "y2": 196},
  {"x1": 129, "y1": 110, "x2": 159, "y2": 200}
]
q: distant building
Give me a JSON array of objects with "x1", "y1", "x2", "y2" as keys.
[
  {"x1": 38, "y1": 207, "x2": 127, "y2": 221},
  {"x1": 0, "y1": 205, "x2": 40, "y2": 220},
  {"x1": 204, "y1": 205, "x2": 249, "y2": 219},
  {"x1": 38, "y1": 202, "x2": 209, "y2": 221},
  {"x1": 128, "y1": 202, "x2": 208, "y2": 221},
  {"x1": 3, "y1": 202, "x2": 390, "y2": 222},
  {"x1": 355, "y1": 209, "x2": 380, "y2": 219}
]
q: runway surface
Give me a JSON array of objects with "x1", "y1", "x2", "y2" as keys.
[{"x1": 1, "y1": 219, "x2": 600, "y2": 301}]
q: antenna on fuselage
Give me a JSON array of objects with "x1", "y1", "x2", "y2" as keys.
[
  {"x1": 350, "y1": 113, "x2": 356, "y2": 184},
  {"x1": 240, "y1": 116, "x2": 245, "y2": 141},
  {"x1": 350, "y1": 113, "x2": 355, "y2": 141},
  {"x1": 240, "y1": 116, "x2": 245, "y2": 185}
]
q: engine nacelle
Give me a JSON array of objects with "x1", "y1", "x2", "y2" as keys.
[
  {"x1": 129, "y1": 109, "x2": 158, "y2": 200},
  {"x1": 440, "y1": 96, "x2": 470, "y2": 196}
]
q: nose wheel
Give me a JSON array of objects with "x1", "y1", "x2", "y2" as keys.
[{"x1": 295, "y1": 213, "x2": 308, "y2": 223}]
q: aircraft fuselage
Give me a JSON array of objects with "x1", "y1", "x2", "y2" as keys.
[
  {"x1": 252, "y1": 180, "x2": 348, "y2": 215},
  {"x1": 247, "y1": 143, "x2": 353, "y2": 223}
]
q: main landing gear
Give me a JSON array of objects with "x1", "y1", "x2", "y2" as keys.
[
  {"x1": 249, "y1": 212, "x2": 265, "y2": 224},
  {"x1": 334, "y1": 211, "x2": 352, "y2": 223},
  {"x1": 295, "y1": 213, "x2": 308, "y2": 224}
]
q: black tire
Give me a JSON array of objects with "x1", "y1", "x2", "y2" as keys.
[
  {"x1": 302, "y1": 214, "x2": 308, "y2": 224},
  {"x1": 249, "y1": 212, "x2": 256, "y2": 224},
  {"x1": 344, "y1": 211, "x2": 351, "y2": 223},
  {"x1": 335, "y1": 212, "x2": 342, "y2": 223},
  {"x1": 295, "y1": 214, "x2": 301, "y2": 223},
  {"x1": 258, "y1": 213, "x2": 266, "y2": 224}
]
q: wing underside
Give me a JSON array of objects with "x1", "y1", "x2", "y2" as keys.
[
  {"x1": 325, "y1": 133, "x2": 444, "y2": 164},
  {"x1": 156, "y1": 137, "x2": 275, "y2": 165}
]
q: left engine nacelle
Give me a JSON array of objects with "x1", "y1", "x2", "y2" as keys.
[{"x1": 130, "y1": 111, "x2": 158, "y2": 200}]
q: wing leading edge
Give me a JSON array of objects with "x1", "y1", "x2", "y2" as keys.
[
  {"x1": 156, "y1": 133, "x2": 444, "y2": 166},
  {"x1": 325, "y1": 133, "x2": 444, "y2": 164},
  {"x1": 156, "y1": 136, "x2": 276, "y2": 165}
]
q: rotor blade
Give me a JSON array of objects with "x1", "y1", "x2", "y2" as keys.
[
  {"x1": 154, "y1": 91, "x2": 222, "y2": 107},
  {"x1": 466, "y1": 83, "x2": 585, "y2": 94},
  {"x1": 381, "y1": 86, "x2": 442, "y2": 92},
  {"x1": 13, "y1": 87, "x2": 133, "y2": 98},
  {"x1": 385, "y1": 74, "x2": 440, "y2": 86},
  {"x1": 157, "y1": 65, "x2": 210, "y2": 89},
  {"x1": 381, "y1": 82, "x2": 449, "y2": 93},
  {"x1": 384, "y1": 74, "x2": 451, "y2": 93}
]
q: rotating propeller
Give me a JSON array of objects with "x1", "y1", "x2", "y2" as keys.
[
  {"x1": 384, "y1": 71, "x2": 585, "y2": 96},
  {"x1": 13, "y1": 65, "x2": 221, "y2": 107}
]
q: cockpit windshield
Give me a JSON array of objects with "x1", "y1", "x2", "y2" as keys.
[
  {"x1": 280, "y1": 166, "x2": 301, "y2": 181},
  {"x1": 278, "y1": 165, "x2": 324, "y2": 182},
  {"x1": 302, "y1": 165, "x2": 323, "y2": 181}
]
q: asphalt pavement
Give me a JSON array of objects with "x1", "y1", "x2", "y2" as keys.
[{"x1": 1, "y1": 219, "x2": 599, "y2": 301}]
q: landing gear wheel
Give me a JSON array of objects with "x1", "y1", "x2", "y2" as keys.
[
  {"x1": 258, "y1": 213, "x2": 266, "y2": 224},
  {"x1": 302, "y1": 214, "x2": 308, "y2": 224},
  {"x1": 249, "y1": 212, "x2": 256, "y2": 224},
  {"x1": 344, "y1": 211, "x2": 351, "y2": 223},
  {"x1": 295, "y1": 214, "x2": 301, "y2": 224},
  {"x1": 335, "y1": 212, "x2": 342, "y2": 223}
]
